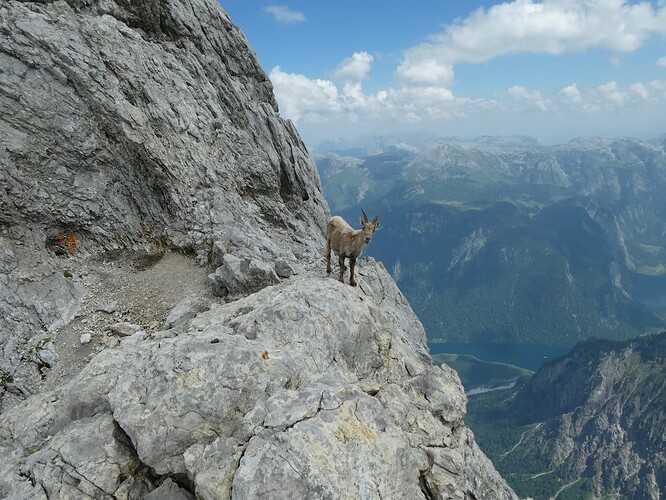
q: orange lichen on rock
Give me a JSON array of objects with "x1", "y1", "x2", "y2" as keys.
[{"x1": 54, "y1": 233, "x2": 78, "y2": 254}]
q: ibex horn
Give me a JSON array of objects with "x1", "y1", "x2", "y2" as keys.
[{"x1": 372, "y1": 209, "x2": 381, "y2": 224}]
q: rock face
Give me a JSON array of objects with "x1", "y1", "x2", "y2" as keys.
[
  {"x1": 0, "y1": 263, "x2": 517, "y2": 499},
  {"x1": 0, "y1": 0, "x2": 517, "y2": 498},
  {"x1": 0, "y1": 0, "x2": 326, "y2": 402}
]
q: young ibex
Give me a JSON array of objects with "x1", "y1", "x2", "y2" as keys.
[{"x1": 326, "y1": 208, "x2": 381, "y2": 286}]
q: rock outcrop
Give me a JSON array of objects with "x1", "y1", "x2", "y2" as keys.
[
  {"x1": 0, "y1": 0, "x2": 517, "y2": 497},
  {"x1": 0, "y1": 0, "x2": 326, "y2": 402},
  {"x1": 0, "y1": 262, "x2": 517, "y2": 499}
]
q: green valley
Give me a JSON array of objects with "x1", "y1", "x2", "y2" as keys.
[
  {"x1": 464, "y1": 332, "x2": 666, "y2": 499},
  {"x1": 316, "y1": 135, "x2": 666, "y2": 349}
]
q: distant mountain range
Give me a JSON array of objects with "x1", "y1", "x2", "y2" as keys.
[
  {"x1": 315, "y1": 135, "x2": 666, "y2": 348},
  {"x1": 467, "y1": 331, "x2": 666, "y2": 499}
]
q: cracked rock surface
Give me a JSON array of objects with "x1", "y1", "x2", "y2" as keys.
[
  {"x1": 0, "y1": 0, "x2": 326, "y2": 408},
  {"x1": 1, "y1": 262, "x2": 517, "y2": 499}
]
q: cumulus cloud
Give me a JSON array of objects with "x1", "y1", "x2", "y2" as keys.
[
  {"x1": 269, "y1": 67, "x2": 339, "y2": 121},
  {"x1": 554, "y1": 80, "x2": 666, "y2": 114},
  {"x1": 395, "y1": 56, "x2": 455, "y2": 87},
  {"x1": 270, "y1": 66, "x2": 478, "y2": 125},
  {"x1": 333, "y1": 52, "x2": 374, "y2": 83},
  {"x1": 508, "y1": 85, "x2": 551, "y2": 110},
  {"x1": 263, "y1": 5, "x2": 306, "y2": 24},
  {"x1": 599, "y1": 81, "x2": 626, "y2": 105},
  {"x1": 271, "y1": 56, "x2": 666, "y2": 130},
  {"x1": 560, "y1": 83, "x2": 582, "y2": 104},
  {"x1": 270, "y1": 61, "x2": 506, "y2": 130},
  {"x1": 396, "y1": 0, "x2": 666, "y2": 87}
]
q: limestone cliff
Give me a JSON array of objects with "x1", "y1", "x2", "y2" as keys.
[
  {"x1": 0, "y1": 0, "x2": 517, "y2": 498},
  {"x1": 1, "y1": 0, "x2": 326, "y2": 401}
]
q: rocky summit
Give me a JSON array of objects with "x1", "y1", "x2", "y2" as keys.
[{"x1": 0, "y1": 0, "x2": 516, "y2": 498}]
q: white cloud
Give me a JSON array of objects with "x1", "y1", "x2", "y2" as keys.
[
  {"x1": 269, "y1": 67, "x2": 339, "y2": 121},
  {"x1": 507, "y1": 85, "x2": 551, "y2": 110},
  {"x1": 556, "y1": 80, "x2": 666, "y2": 113},
  {"x1": 658, "y1": 56, "x2": 666, "y2": 67},
  {"x1": 333, "y1": 52, "x2": 374, "y2": 83},
  {"x1": 630, "y1": 82, "x2": 649, "y2": 99},
  {"x1": 270, "y1": 66, "x2": 475, "y2": 125},
  {"x1": 270, "y1": 63, "x2": 666, "y2": 139},
  {"x1": 396, "y1": 0, "x2": 666, "y2": 87},
  {"x1": 635, "y1": 80, "x2": 666, "y2": 99},
  {"x1": 395, "y1": 56, "x2": 454, "y2": 87},
  {"x1": 263, "y1": 5, "x2": 306, "y2": 24},
  {"x1": 598, "y1": 81, "x2": 626, "y2": 105},
  {"x1": 560, "y1": 83, "x2": 582, "y2": 103}
]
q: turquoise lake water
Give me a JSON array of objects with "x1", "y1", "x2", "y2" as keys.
[{"x1": 428, "y1": 342, "x2": 570, "y2": 372}]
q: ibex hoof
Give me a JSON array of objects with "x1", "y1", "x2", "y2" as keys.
[{"x1": 350, "y1": 282, "x2": 357, "y2": 287}]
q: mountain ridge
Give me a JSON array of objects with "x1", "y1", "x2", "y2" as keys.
[
  {"x1": 468, "y1": 331, "x2": 666, "y2": 499},
  {"x1": 316, "y1": 134, "x2": 666, "y2": 348}
]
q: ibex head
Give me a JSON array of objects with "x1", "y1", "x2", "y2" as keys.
[{"x1": 359, "y1": 208, "x2": 381, "y2": 244}]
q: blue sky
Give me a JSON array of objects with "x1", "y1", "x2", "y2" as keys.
[{"x1": 222, "y1": 1, "x2": 666, "y2": 145}]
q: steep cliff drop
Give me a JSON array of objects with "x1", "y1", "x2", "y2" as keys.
[{"x1": 0, "y1": 0, "x2": 517, "y2": 497}]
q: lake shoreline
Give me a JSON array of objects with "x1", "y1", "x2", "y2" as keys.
[{"x1": 428, "y1": 341, "x2": 571, "y2": 372}]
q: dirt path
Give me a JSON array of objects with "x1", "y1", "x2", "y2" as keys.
[
  {"x1": 43, "y1": 250, "x2": 214, "y2": 390},
  {"x1": 501, "y1": 422, "x2": 542, "y2": 457}
]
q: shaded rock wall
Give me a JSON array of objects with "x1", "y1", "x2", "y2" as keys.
[{"x1": 0, "y1": 0, "x2": 326, "y2": 398}]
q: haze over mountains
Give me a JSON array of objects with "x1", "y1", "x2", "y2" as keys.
[
  {"x1": 316, "y1": 133, "x2": 666, "y2": 498},
  {"x1": 315, "y1": 134, "x2": 666, "y2": 349}
]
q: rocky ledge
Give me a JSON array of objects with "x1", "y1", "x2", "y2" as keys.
[{"x1": 0, "y1": 260, "x2": 516, "y2": 499}]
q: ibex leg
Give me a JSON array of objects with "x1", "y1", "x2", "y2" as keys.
[
  {"x1": 338, "y1": 255, "x2": 346, "y2": 283},
  {"x1": 349, "y1": 257, "x2": 357, "y2": 287},
  {"x1": 326, "y1": 238, "x2": 332, "y2": 274}
]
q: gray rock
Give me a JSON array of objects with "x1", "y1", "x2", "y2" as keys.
[
  {"x1": 107, "y1": 322, "x2": 143, "y2": 337},
  {"x1": 0, "y1": 0, "x2": 327, "y2": 407},
  {"x1": 274, "y1": 257, "x2": 303, "y2": 278},
  {"x1": 164, "y1": 295, "x2": 212, "y2": 331},
  {"x1": 144, "y1": 478, "x2": 195, "y2": 500},
  {"x1": 34, "y1": 340, "x2": 59, "y2": 369},
  {"x1": 6, "y1": 414, "x2": 143, "y2": 499},
  {"x1": 98, "y1": 301, "x2": 119, "y2": 314},
  {"x1": 209, "y1": 254, "x2": 280, "y2": 298},
  {"x1": 79, "y1": 333, "x2": 92, "y2": 344},
  {"x1": 0, "y1": 263, "x2": 517, "y2": 499}
]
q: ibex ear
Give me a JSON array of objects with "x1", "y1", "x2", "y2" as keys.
[{"x1": 359, "y1": 217, "x2": 364, "y2": 227}]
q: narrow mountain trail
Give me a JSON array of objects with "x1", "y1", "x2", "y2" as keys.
[{"x1": 502, "y1": 422, "x2": 542, "y2": 457}]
